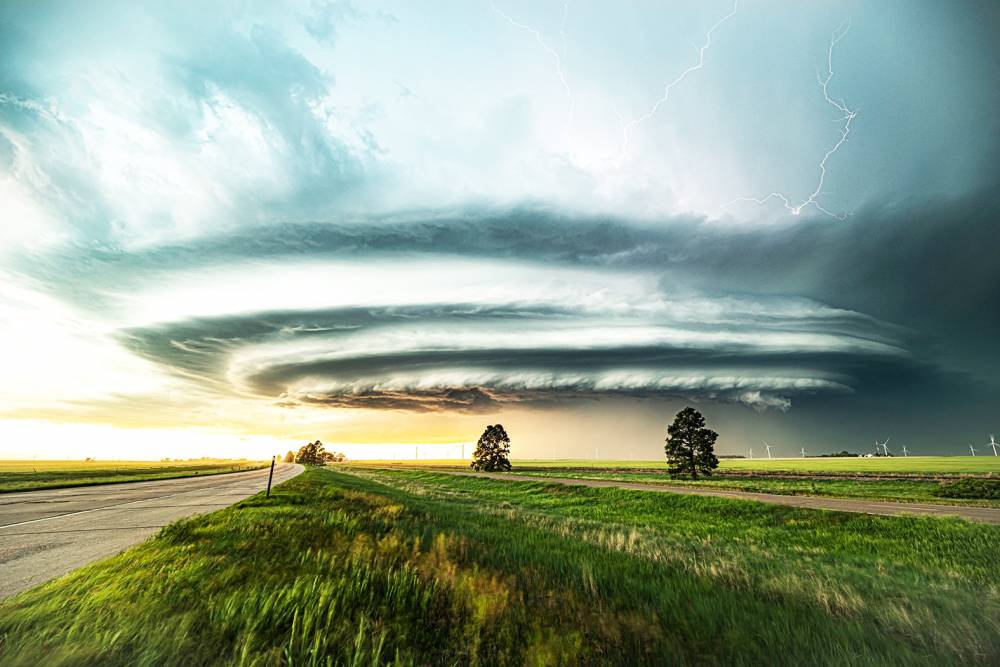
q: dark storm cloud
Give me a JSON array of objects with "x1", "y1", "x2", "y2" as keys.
[
  {"x1": 34, "y1": 187, "x2": 996, "y2": 300},
  {"x1": 84, "y1": 185, "x2": 997, "y2": 418},
  {"x1": 118, "y1": 304, "x2": 576, "y2": 383},
  {"x1": 246, "y1": 346, "x2": 900, "y2": 394},
  {"x1": 285, "y1": 387, "x2": 507, "y2": 413},
  {"x1": 35, "y1": 186, "x2": 999, "y2": 359},
  {"x1": 117, "y1": 297, "x2": 920, "y2": 414}
]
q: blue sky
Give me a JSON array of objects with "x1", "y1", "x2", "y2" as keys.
[{"x1": 1, "y1": 1, "x2": 998, "y2": 459}]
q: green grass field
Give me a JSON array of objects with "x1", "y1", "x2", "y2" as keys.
[
  {"x1": 1, "y1": 467, "x2": 996, "y2": 665},
  {"x1": 0, "y1": 459, "x2": 269, "y2": 493},
  {"x1": 362, "y1": 455, "x2": 1000, "y2": 475},
  {"x1": 716, "y1": 456, "x2": 1000, "y2": 475},
  {"x1": 484, "y1": 469, "x2": 1000, "y2": 507},
  {"x1": 355, "y1": 456, "x2": 1000, "y2": 506}
]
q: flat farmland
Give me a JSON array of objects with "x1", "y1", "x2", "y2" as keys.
[
  {"x1": 0, "y1": 460, "x2": 269, "y2": 493},
  {"x1": 350, "y1": 457, "x2": 1000, "y2": 507},
  {"x1": 366, "y1": 456, "x2": 1000, "y2": 475}
]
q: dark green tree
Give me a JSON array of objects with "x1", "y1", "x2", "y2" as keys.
[
  {"x1": 664, "y1": 407, "x2": 719, "y2": 478},
  {"x1": 295, "y1": 440, "x2": 329, "y2": 465},
  {"x1": 471, "y1": 424, "x2": 512, "y2": 472}
]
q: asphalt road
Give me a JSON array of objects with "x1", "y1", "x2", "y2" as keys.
[
  {"x1": 0, "y1": 463, "x2": 303, "y2": 600},
  {"x1": 447, "y1": 471, "x2": 1000, "y2": 524}
]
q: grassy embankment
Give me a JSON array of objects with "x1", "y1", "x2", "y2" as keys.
[
  {"x1": 0, "y1": 460, "x2": 269, "y2": 493},
  {"x1": 0, "y1": 467, "x2": 997, "y2": 665},
  {"x1": 355, "y1": 457, "x2": 1000, "y2": 506}
]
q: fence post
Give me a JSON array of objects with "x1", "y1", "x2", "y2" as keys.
[{"x1": 266, "y1": 456, "x2": 276, "y2": 497}]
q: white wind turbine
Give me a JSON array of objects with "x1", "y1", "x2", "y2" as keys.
[
  {"x1": 988, "y1": 434, "x2": 998, "y2": 457},
  {"x1": 876, "y1": 438, "x2": 890, "y2": 456},
  {"x1": 748, "y1": 447, "x2": 754, "y2": 460},
  {"x1": 901, "y1": 445, "x2": 909, "y2": 457},
  {"x1": 764, "y1": 441, "x2": 772, "y2": 459},
  {"x1": 969, "y1": 443, "x2": 977, "y2": 456},
  {"x1": 800, "y1": 447, "x2": 807, "y2": 458}
]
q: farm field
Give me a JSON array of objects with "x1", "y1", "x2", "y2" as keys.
[
  {"x1": 0, "y1": 460, "x2": 269, "y2": 493},
  {"x1": 478, "y1": 469, "x2": 1000, "y2": 507},
  {"x1": 363, "y1": 456, "x2": 1000, "y2": 475},
  {"x1": 716, "y1": 456, "x2": 1000, "y2": 475},
  {"x1": 0, "y1": 466, "x2": 996, "y2": 665},
  {"x1": 354, "y1": 456, "x2": 1000, "y2": 506}
]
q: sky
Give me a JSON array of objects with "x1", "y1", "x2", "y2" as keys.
[{"x1": 1, "y1": 0, "x2": 998, "y2": 460}]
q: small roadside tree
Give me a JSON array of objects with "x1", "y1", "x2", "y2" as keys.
[
  {"x1": 471, "y1": 424, "x2": 512, "y2": 472},
  {"x1": 295, "y1": 440, "x2": 329, "y2": 465},
  {"x1": 664, "y1": 407, "x2": 719, "y2": 478},
  {"x1": 283, "y1": 450, "x2": 295, "y2": 463}
]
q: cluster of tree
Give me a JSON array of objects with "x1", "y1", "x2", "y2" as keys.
[
  {"x1": 819, "y1": 450, "x2": 858, "y2": 458},
  {"x1": 294, "y1": 440, "x2": 346, "y2": 465},
  {"x1": 470, "y1": 424, "x2": 512, "y2": 472}
]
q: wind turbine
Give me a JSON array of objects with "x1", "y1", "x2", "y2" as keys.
[
  {"x1": 764, "y1": 441, "x2": 772, "y2": 459},
  {"x1": 988, "y1": 434, "x2": 998, "y2": 457},
  {"x1": 800, "y1": 447, "x2": 806, "y2": 458},
  {"x1": 901, "y1": 445, "x2": 909, "y2": 457},
  {"x1": 876, "y1": 438, "x2": 890, "y2": 456},
  {"x1": 748, "y1": 447, "x2": 754, "y2": 460},
  {"x1": 969, "y1": 443, "x2": 977, "y2": 457}
]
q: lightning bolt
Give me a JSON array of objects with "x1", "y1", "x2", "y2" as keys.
[
  {"x1": 617, "y1": 0, "x2": 740, "y2": 162},
  {"x1": 723, "y1": 20, "x2": 857, "y2": 219},
  {"x1": 490, "y1": 1, "x2": 575, "y2": 131}
]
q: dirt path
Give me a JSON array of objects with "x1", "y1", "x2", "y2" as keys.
[{"x1": 442, "y1": 471, "x2": 1000, "y2": 524}]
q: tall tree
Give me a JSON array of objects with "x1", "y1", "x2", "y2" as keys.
[
  {"x1": 664, "y1": 407, "x2": 719, "y2": 478},
  {"x1": 471, "y1": 424, "x2": 512, "y2": 472}
]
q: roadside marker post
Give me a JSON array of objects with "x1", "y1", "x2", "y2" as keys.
[{"x1": 266, "y1": 456, "x2": 276, "y2": 497}]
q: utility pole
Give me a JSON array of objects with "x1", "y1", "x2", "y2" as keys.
[{"x1": 265, "y1": 455, "x2": 276, "y2": 497}]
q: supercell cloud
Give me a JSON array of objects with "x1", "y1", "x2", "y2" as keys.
[{"x1": 1, "y1": 1, "x2": 997, "y2": 455}]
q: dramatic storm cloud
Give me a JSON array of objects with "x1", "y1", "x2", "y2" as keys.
[{"x1": 1, "y1": 1, "x2": 997, "y2": 458}]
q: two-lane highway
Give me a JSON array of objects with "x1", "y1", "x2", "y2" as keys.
[{"x1": 0, "y1": 463, "x2": 303, "y2": 599}]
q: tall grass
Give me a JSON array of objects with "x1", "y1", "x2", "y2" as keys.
[{"x1": 0, "y1": 467, "x2": 997, "y2": 665}]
